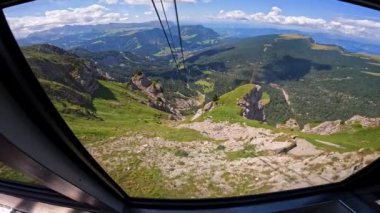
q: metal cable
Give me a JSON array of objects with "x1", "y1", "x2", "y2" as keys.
[
  {"x1": 159, "y1": 0, "x2": 178, "y2": 59},
  {"x1": 173, "y1": 0, "x2": 188, "y2": 73},
  {"x1": 151, "y1": 0, "x2": 180, "y2": 72}
]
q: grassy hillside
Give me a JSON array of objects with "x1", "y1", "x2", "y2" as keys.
[
  {"x1": 62, "y1": 80, "x2": 209, "y2": 144},
  {"x1": 22, "y1": 44, "x2": 99, "y2": 110}
]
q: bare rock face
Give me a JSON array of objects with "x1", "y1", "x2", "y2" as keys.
[
  {"x1": 276, "y1": 118, "x2": 300, "y2": 130},
  {"x1": 95, "y1": 68, "x2": 115, "y2": 81},
  {"x1": 175, "y1": 98, "x2": 201, "y2": 111},
  {"x1": 302, "y1": 120, "x2": 345, "y2": 135},
  {"x1": 131, "y1": 73, "x2": 182, "y2": 120},
  {"x1": 191, "y1": 101, "x2": 215, "y2": 121},
  {"x1": 131, "y1": 74, "x2": 160, "y2": 96},
  {"x1": 73, "y1": 62, "x2": 100, "y2": 94},
  {"x1": 345, "y1": 115, "x2": 380, "y2": 128},
  {"x1": 237, "y1": 85, "x2": 266, "y2": 121}
]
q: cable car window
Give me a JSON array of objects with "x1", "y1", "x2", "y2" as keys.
[{"x1": 3, "y1": 0, "x2": 380, "y2": 198}]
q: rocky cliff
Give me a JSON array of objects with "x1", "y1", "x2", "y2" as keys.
[
  {"x1": 276, "y1": 118, "x2": 300, "y2": 130},
  {"x1": 345, "y1": 115, "x2": 380, "y2": 128},
  {"x1": 131, "y1": 73, "x2": 182, "y2": 120},
  {"x1": 191, "y1": 101, "x2": 215, "y2": 121},
  {"x1": 237, "y1": 85, "x2": 266, "y2": 121}
]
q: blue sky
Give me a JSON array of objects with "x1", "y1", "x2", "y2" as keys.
[{"x1": 4, "y1": 0, "x2": 380, "y2": 41}]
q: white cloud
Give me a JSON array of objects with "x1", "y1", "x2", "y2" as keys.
[
  {"x1": 338, "y1": 18, "x2": 380, "y2": 29},
  {"x1": 100, "y1": 0, "x2": 118, "y2": 4},
  {"x1": 218, "y1": 10, "x2": 248, "y2": 21},
  {"x1": 214, "y1": 6, "x2": 380, "y2": 41},
  {"x1": 7, "y1": 4, "x2": 129, "y2": 38},
  {"x1": 144, "y1": 11, "x2": 153, "y2": 15},
  {"x1": 123, "y1": 0, "x2": 196, "y2": 5},
  {"x1": 217, "y1": 7, "x2": 326, "y2": 27},
  {"x1": 123, "y1": 0, "x2": 196, "y2": 13}
]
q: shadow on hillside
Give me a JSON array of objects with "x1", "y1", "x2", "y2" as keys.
[
  {"x1": 186, "y1": 46, "x2": 235, "y2": 63},
  {"x1": 262, "y1": 55, "x2": 331, "y2": 81},
  {"x1": 93, "y1": 83, "x2": 117, "y2": 100}
]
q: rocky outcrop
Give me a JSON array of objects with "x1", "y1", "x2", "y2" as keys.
[
  {"x1": 131, "y1": 73, "x2": 182, "y2": 120},
  {"x1": 95, "y1": 68, "x2": 115, "y2": 81},
  {"x1": 237, "y1": 85, "x2": 266, "y2": 121},
  {"x1": 302, "y1": 120, "x2": 345, "y2": 135},
  {"x1": 345, "y1": 115, "x2": 380, "y2": 128},
  {"x1": 175, "y1": 98, "x2": 201, "y2": 111},
  {"x1": 73, "y1": 61, "x2": 100, "y2": 94},
  {"x1": 270, "y1": 141, "x2": 297, "y2": 155},
  {"x1": 276, "y1": 118, "x2": 300, "y2": 130},
  {"x1": 191, "y1": 101, "x2": 215, "y2": 121}
]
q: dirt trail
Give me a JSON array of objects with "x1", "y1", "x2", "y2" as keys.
[{"x1": 281, "y1": 88, "x2": 291, "y2": 106}]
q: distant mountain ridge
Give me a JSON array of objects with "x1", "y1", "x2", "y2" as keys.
[
  {"x1": 18, "y1": 22, "x2": 222, "y2": 56},
  {"x1": 213, "y1": 27, "x2": 380, "y2": 55}
]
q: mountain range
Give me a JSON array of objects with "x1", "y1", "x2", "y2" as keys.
[{"x1": 19, "y1": 22, "x2": 221, "y2": 56}]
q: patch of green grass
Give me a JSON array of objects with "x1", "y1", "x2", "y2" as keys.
[
  {"x1": 225, "y1": 144, "x2": 257, "y2": 161},
  {"x1": 201, "y1": 84, "x2": 273, "y2": 129},
  {"x1": 294, "y1": 126, "x2": 380, "y2": 152},
  {"x1": 262, "y1": 91, "x2": 270, "y2": 105},
  {"x1": 195, "y1": 79, "x2": 214, "y2": 93},
  {"x1": 111, "y1": 163, "x2": 170, "y2": 198}
]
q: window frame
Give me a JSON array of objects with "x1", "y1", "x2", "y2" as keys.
[{"x1": 0, "y1": 0, "x2": 380, "y2": 212}]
